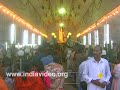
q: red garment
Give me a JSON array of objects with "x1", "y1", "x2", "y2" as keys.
[
  {"x1": 15, "y1": 76, "x2": 47, "y2": 90},
  {"x1": 14, "y1": 77, "x2": 33, "y2": 90},
  {"x1": 43, "y1": 72, "x2": 50, "y2": 89},
  {"x1": 31, "y1": 77, "x2": 47, "y2": 90},
  {"x1": 0, "y1": 77, "x2": 8, "y2": 90}
]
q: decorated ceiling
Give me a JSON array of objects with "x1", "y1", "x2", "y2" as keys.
[{"x1": 0, "y1": 0, "x2": 120, "y2": 39}]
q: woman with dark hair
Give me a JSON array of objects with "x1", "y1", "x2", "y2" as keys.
[
  {"x1": 111, "y1": 52, "x2": 120, "y2": 90},
  {"x1": 14, "y1": 61, "x2": 33, "y2": 90},
  {"x1": 14, "y1": 61, "x2": 47, "y2": 90},
  {"x1": 33, "y1": 61, "x2": 50, "y2": 90}
]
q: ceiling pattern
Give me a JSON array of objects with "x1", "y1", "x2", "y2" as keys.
[
  {"x1": 0, "y1": 0, "x2": 94, "y2": 36},
  {"x1": 1, "y1": 0, "x2": 119, "y2": 39}
]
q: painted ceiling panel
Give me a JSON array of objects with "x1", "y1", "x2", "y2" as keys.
[{"x1": 0, "y1": 0, "x2": 120, "y2": 39}]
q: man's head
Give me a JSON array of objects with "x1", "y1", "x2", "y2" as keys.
[
  {"x1": 93, "y1": 45, "x2": 102, "y2": 58},
  {"x1": 77, "y1": 45, "x2": 85, "y2": 54}
]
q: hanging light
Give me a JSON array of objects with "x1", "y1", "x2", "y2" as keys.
[
  {"x1": 58, "y1": 7, "x2": 66, "y2": 15},
  {"x1": 68, "y1": 32, "x2": 72, "y2": 36},
  {"x1": 59, "y1": 23, "x2": 64, "y2": 27},
  {"x1": 51, "y1": 33, "x2": 55, "y2": 36}
]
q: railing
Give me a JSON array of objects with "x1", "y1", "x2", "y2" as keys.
[{"x1": 64, "y1": 72, "x2": 79, "y2": 85}]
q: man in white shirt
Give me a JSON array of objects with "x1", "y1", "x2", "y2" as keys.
[
  {"x1": 79, "y1": 60, "x2": 87, "y2": 90},
  {"x1": 83, "y1": 45, "x2": 111, "y2": 90}
]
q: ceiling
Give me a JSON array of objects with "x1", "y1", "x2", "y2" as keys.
[
  {"x1": 0, "y1": 0, "x2": 120, "y2": 41},
  {"x1": 0, "y1": 0, "x2": 94, "y2": 38}
]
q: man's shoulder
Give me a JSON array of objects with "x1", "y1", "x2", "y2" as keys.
[
  {"x1": 101, "y1": 58, "x2": 109, "y2": 63},
  {"x1": 79, "y1": 61, "x2": 86, "y2": 67},
  {"x1": 87, "y1": 57, "x2": 108, "y2": 62}
]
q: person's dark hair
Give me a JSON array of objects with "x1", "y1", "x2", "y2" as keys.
[
  {"x1": 32, "y1": 60, "x2": 44, "y2": 72},
  {"x1": 88, "y1": 46, "x2": 93, "y2": 57},
  {"x1": 94, "y1": 45, "x2": 102, "y2": 53},
  {"x1": 45, "y1": 47, "x2": 53, "y2": 56},
  {"x1": 77, "y1": 45, "x2": 85, "y2": 53},
  {"x1": 22, "y1": 61, "x2": 32, "y2": 81},
  {"x1": 23, "y1": 61, "x2": 32, "y2": 72}
]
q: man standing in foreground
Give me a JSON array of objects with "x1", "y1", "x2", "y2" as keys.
[{"x1": 83, "y1": 45, "x2": 111, "y2": 90}]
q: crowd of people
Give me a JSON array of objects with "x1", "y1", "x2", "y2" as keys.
[
  {"x1": 65, "y1": 44, "x2": 120, "y2": 90},
  {"x1": 0, "y1": 42, "x2": 120, "y2": 90},
  {"x1": 0, "y1": 43, "x2": 64, "y2": 90}
]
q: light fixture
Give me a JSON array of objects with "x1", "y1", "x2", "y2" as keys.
[
  {"x1": 67, "y1": 35, "x2": 69, "y2": 38},
  {"x1": 0, "y1": 3, "x2": 47, "y2": 37},
  {"x1": 59, "y1": 23, "x2": 64, "y2": 27},
  {"x1": 68, "y1": 32, "x2": 72, "y2": 36},
  {"x1": 76, "y1": 5, "x2": 120, "y2": 37},
  {"x1": 76, "y1": 33, "x2": 81, "y2": 37},
  {"x1": 51, "y1": 33, "x2": 55, "y2": 36},
  {"x1": 54, "y1": 36, "x2": 57, "y2": 38},
  {"x1": 58, "y1": 7, "x2": 66, "y2": 15}
]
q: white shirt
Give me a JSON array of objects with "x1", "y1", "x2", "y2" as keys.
[
  {"x1": 83, "y1": 57, "x2": 111, "y2": 90},
  {"x1": 79, "y1": 61, "x2": 87, "y2": 82}
]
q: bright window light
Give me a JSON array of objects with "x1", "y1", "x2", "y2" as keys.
[
  {"x1": 38, "y1": 35, "x2": 41, "y2": 45},
  {"x1": 104, "y1": 24, "x2": 109, "y2": 44},
  {"x1": 103, "y1": 41, "x2": 106, "y2": 47},
  {"x1": 23, "y1": 30, "x2": 28, "y2": 46},
  {"x1": 32, "y1": 33, "x2": 35, "y2": 45},
  {"x1": 83, "y1": 35, "x2": 86, "y2": 45},
  {"x1": 96, "y1": 30, "x2": 99, "y2": 45},
  {"x1": 94, "y1": 30, "x2": 99, "y2": 45},
  {"x1": 88, "y1": 33, "x2": 91, "y2": 45},
  {"x1": 5, "y1": 42, "x2": 8, "y2": 51},
  {"x1": 111, "y1": 40, "x2": 113, "y2": 49},
  {"x1": 10, "y1": 24, "x2": 16, "y2": 44}
]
